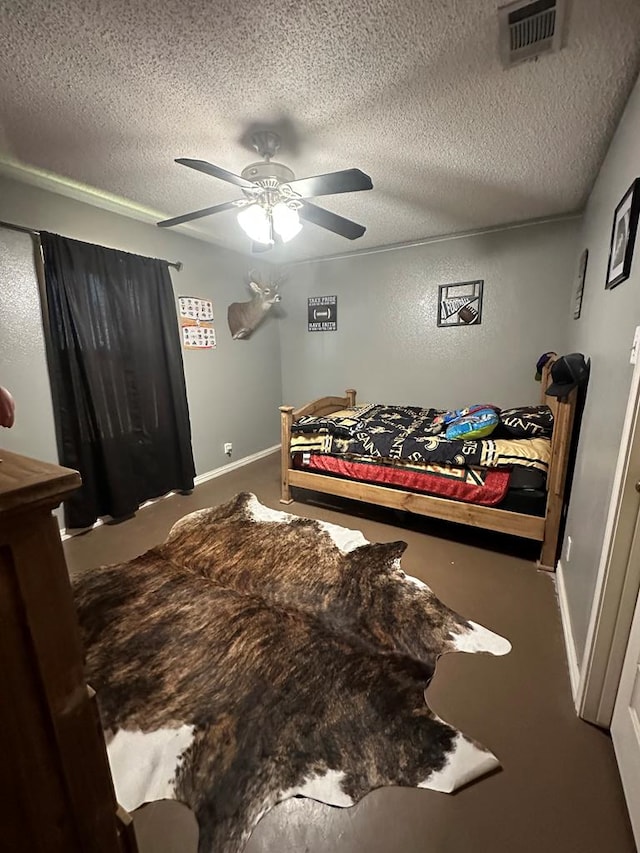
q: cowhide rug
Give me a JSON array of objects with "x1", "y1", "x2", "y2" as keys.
[{"x1": 73, "y1": 492, "x2": 510, "y2": 853}]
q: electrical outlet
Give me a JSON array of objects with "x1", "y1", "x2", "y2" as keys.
[
  {"x1": 565, "y1": 535, "x2": 572, "y2": 562},
  {"x1": 224, "y1": 442, "x2": 233, "y2": 456}
]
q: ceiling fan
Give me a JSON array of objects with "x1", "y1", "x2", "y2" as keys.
[{"x1": 157, "y1": 131, "x2": 373, "y2": 250}]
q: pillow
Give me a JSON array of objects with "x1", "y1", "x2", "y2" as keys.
[
  {"x1": 500, "y1": 405, "x2": 554, "y2": 438},
  {"x1": 435, "y1": 403, "x2": 500, "y2": 428},
  {"x1": 445, "y1": 407, "x2": 500, "y2": 441}
]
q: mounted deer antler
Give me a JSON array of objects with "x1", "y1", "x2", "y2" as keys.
[{"x1": 227, "y1": 270, "x2": 284, "y2": 340}]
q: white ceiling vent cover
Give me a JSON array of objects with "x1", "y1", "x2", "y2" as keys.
[{"x1": 498, "y1": 0, "x2": 566, "y2": 67}]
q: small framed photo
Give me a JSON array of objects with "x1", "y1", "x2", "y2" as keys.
[
  {"x1": 573, "y1": 249, "x2": 588, "y2": 319},
  {"x1": 437, "y1": 280, "x2": 483, "y2": 327},
  {"x1": 606, "y1": 178, "x2": 640, "y2": 290}
]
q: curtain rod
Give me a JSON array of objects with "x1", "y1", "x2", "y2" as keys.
[{"x1": 0, "y1": 219, "x2": 183, "y2": 270}]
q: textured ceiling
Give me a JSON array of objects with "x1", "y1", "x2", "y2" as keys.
[{"x1": 1, "y1": 0, "x2": 640, "y2": 263}]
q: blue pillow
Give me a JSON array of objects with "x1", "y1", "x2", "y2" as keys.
[{"x1": 445, "y1": 407, "x2": 499, "y2": 441}]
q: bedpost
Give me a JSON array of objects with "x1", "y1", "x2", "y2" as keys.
[
  {"x1": 346, "y1": 389, "x2": 357, "y2": 406},
  {"x1": 279, "y1": 405, "x2": 295, "y2": 504},
  {"x1": 538, "y1": 385, "x2": 577, "y2": 571}
]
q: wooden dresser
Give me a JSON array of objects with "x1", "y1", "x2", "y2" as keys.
[{"x1": 0, "y1": 449, "x2": 137, "y2": 852}]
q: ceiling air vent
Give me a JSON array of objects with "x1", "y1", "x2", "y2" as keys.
[{"x1": 498, "y1": 0, "x2": 566, "y2": 67}]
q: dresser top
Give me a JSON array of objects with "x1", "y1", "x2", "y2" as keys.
[{"x1": 0, "y1": 449, "x2": 81, "y2": 514}]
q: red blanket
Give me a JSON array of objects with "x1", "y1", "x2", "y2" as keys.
[{"x1": 295, "y1": 454, "x2": 511, "y2": 506}]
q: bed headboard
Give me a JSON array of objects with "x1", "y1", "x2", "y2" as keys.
[
  {"x1": 541, "y1": 357, "x2": 560, "y2": 409},
  {"x1": 540, "y1": 357, "x2": 577, "y2": 466},
  {"x1": 537, "y1": 357, "x2": 578, "y2": 566}
]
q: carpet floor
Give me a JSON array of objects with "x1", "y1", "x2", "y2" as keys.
[{"x1": 63, "y1": 451, "x2": 635, "y2": 853}]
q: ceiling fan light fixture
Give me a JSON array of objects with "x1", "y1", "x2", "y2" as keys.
[
  {"x1": 272, "y1": 202, "x2": 302, "y2": 243},
  {"x1": 161, "y1": 137, "x2": 373, "y2": 244},
  {"x1": 237, "y1": 203, "x2": 272, "y2": 245}
]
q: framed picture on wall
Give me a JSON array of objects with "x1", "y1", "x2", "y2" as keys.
[
  {"x1": 308, "y1": 295, "x2": 337, "y2": 331},
  {"x1": 437, "y1": 280, "x2": 483, "y2": 327},
  {"x1": 606, "y1": 178, "x2": 640, "y2": 290},
  {"x1": 573, "y1": 249, "x2": 588, "y2": 319}
]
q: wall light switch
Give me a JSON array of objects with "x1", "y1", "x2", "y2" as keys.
[{"x1": 631, "y1": 326, "x2": 640, "y2": 365}]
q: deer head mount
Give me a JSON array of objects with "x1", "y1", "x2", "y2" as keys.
[{"x1": 227, "y1": 271, "x2": 283, "y2": 340}]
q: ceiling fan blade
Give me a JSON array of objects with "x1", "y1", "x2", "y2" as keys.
[
  {"x1": 287, "y1": 168, "x2": 372, "y2": 198},
  {"x1": 176, "y1": 158, "x2": 255, "y2": 189},
  {"x1": 299, "y1": 201, "x2": 366, "y2": 240},
  {"x1": 157, "y1": 200, "x2": 240, "y2": 228}
]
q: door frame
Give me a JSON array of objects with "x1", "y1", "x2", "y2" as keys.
[{"x1": 577, "y1": 348, "x2": 640, "y2": 726}]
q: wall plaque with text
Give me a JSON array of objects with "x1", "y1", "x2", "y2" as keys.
[{"x1": 308, "y1": 295, "x2": 337, "y2": 331}]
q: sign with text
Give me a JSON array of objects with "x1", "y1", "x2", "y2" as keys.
[{"x1": 308, "y1": 295, "x2": 337, "y2": 332}]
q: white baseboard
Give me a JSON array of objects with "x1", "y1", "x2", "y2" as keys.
[
  {"x1": 556, "y1": 559, "x2": 581, "y2": 708},
  {"x1": 193, "y1": 445, "x2": 279, "y2": 485},
  {"x1": 193, "y1": 444, "x2": 280, "y2": 486},
  {"x1": 61, "y1": 445, "x2": 280, "y2": 540}
]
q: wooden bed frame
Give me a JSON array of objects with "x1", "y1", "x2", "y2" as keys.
[{"x1": 279, "y1": 360, "x2": 577, "y2": 571}]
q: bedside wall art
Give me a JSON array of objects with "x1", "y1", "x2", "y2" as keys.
[
  {"x1": 574, "y1": 249, "x2": 588, "y2": 319},
  {"x1": 606, "y1": 178, "x2": 640, "y2": 290},
  {"x1": 437, "y1": 280, "x2": 483, "y2": 327}
]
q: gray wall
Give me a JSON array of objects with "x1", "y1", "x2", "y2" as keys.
[
  {"x1": 0, "y1": 176, "x2": 282, "y2": 481},
  {"x1": 280, "y1": 219, "x2": 579, "y2": 410},
  {"x1": 561, "y1": 73, "x2": 640, "y2": 662},
  {"x1": 0, "y1": 228, "x2": 59, "y2": 463}
]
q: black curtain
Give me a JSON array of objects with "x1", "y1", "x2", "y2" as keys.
[{"x1": 40, "y1": 232, "x2": 195, "y2": 529}]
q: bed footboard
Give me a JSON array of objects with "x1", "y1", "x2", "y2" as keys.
[
  {"x1": 279, "y1": 405, "x2": 295, "y2": 504},
  {"x1": 279, "y1": 389, "x2": 356, "y2": 504}
]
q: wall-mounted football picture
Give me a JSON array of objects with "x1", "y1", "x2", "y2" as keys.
[
  {"x1": 437, "y1": 280, "x2": 483, "y2": 327},
  {"x1": 606, "y1": 178, "x2": 640, "y2": 290},
  {"x1": 573, "y1": 249, "x2": 588, "y2": 319}
]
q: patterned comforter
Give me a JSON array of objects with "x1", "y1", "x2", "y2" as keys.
[{"x1": 291, "y1": 404, "x2": 551, "y2": 473}]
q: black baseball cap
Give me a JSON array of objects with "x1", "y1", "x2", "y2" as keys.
[{"x1": 546, "y1": 353, "x2": 589, "y2": 397}]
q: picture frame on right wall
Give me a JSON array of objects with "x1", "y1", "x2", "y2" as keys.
[
  {"x1": 606, "y1": 178, "x2": 640, "y2": 290},
  {"x1": 574, "y1": 249, "x2": 588, "y2": 319}
]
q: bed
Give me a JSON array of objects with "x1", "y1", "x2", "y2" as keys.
[{"x1": 279, "y1": 359, "x2": 577, "y2": 570}]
